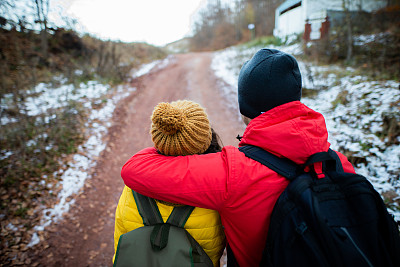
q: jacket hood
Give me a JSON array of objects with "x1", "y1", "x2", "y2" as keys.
[{"x1": 239, "y1": 101, "x2": 330, "y2": 164}]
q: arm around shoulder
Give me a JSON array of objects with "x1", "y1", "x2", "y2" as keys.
[{"x1": 121, "y1": 146, "x2": 234, "y2": 210}]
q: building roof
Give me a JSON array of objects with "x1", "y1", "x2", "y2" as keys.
[{"x1": 276, "y1": 0, "x2": 302, "y2": 14}]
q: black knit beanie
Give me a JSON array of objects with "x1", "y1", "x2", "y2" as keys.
[{"x1": 238, "y1": 48, "x2": 302, "y2": 119}]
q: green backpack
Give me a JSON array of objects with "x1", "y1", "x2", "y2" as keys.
[{"x1": 113, "y1": 190, "x2": 214, "y2": 267}]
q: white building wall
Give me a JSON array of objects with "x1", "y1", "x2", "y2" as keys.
[
  {"x1": 306, "y1": 0, "x2": 387, "y2": 14},
  {"x1": 278, "y1": 6, "x2": 304, "y2": 37},
  {"x1": 274, "y1": 0, "x2": 387, "y2": 39},
  {"x1": 273, "y1": 0, "x2": 304, "y2": 38}
]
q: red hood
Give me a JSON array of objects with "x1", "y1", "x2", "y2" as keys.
[{"x1": 239, "y1": 101, "x2": 330, "y2": 164}]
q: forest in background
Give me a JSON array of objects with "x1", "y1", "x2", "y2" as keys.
[
  {"x1": 190, "y1": 0, "x2": 400, "y2": 79},
  {"x1": 190, "y1": 0, "x2": 285, "y2": 51}
]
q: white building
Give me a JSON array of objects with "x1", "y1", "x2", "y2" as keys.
[{"x1": 273, "y1": 0, "x2": 387, "y2": 40}]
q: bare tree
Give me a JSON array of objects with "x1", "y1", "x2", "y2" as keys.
[
  {"x1": 189, "y1": 0, "x2": 285, "y2": 50},
  {"x1": 233, "y1": 0, "x2": 246, "y2": 41},
  {"x1": 33, "y1": 0, "x2": 50, "y2": 57},
  {"x1": 342, "y1": 0, "x2": 353, "y2": 62}
]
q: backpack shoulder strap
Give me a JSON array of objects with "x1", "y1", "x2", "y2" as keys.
[
  {"x1": 132, "y1": 190, "x2": 163, "y2": 226},
  {"x1": 133, "y1": 190, "x2": 196, "y2": 250},
  {"x1": 328, "y1": 148, "x2": 344, "y2": 172},
  {"x1": 303, "y1": 148, "x2": 344, "y2": 173},
  {"x1": 239, "y1": 145, "x2": 299, "y2": 180},
  {"x1": 150, "y1": 202, "x2": 195, "y2": 251},
  {"x1": 166, "y1": 205, "x2": 195, "y2": 227},
  {"x1": 239, "y1": 145, "x2": 345, "y2": 179}
]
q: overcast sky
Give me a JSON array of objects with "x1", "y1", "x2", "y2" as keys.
[{"x1": 50, "y1": 0, "x2": 205, "y2": 46}]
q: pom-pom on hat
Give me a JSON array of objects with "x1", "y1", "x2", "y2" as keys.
[
  {"x1": 238, "y1": 48, "x2": 302, "y2": 119},
  {"x1": 150, "y1": 100, "x2": 212, "y2": 156}
]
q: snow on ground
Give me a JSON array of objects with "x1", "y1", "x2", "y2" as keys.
[
  {"x1": 2, "y1": 44, "x2": 398, "y2": 245},
  {"x1": 25, "y1": 83, "x2": 137, "y2": 247},
  {"x1": 131, "y1": 55, "x2": 176, "y2": 78},
  {"x1": 0, "y1": 56, "x2": 178, "y2": 247},
  {"x1": 211, "y1": 44, "x2": 400, "y2": 221},
  {"x1": 211, "y1": 43, "x2": 304, "y2": 122}
]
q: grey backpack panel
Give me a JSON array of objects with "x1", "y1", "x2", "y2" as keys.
[{"x1": 113, "y1": 190, "x2": 213, "y2": 267}]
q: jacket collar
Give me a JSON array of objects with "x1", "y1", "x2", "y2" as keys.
[{"x1": 239, "y1": 101, "x2": 330, "y2": 164}]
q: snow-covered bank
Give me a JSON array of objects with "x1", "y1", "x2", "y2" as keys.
[
  {"x1": 0, "y1": 55, "x2": 176, "y2": 247},
  {"x1": 26, "y1": 55, "x2": 175, "y2": 247},
  {"x1": 211, "y1": 45, "x2": 400, "y2": 220},
  {"x1": 131, "y1": 55, "x2": 177, "y2": 78},
  {"x1": 26, "y1": 83, "x2": 137, "y2": 247},
  {"x1": 210, "y1": 44, "x2": 304, "y2": 121}
]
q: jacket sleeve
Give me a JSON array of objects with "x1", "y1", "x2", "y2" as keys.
[{"x1": 121, "y1": 147, "x2": 232, "y2": 211}]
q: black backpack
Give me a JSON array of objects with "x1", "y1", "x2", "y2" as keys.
[
  {"x1": 113, "y1": 190, "x2": 213, "y2": 267},
  {"x1": 239, "y1": 145, "x2": 400, "y2": 267}
]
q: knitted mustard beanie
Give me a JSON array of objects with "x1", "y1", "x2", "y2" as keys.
[{"x1": 150, "y1": 100, "x2": 212, "y2": 156}]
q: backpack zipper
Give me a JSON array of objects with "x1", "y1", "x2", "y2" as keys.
[{"x1": 340, "y1": 227, "x2": 374, "y2": 267}]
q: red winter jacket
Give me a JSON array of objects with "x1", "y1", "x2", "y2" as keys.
[{"x1": 121, "y1": 101, "x2": 356, "y2": 267}]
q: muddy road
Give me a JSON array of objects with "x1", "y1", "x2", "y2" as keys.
[{"x1": 30, "y1": 52, "x2": 246, "y2": 266}]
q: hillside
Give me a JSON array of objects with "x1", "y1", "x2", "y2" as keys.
[
  {"x1": 0, "y1": 40, "x2": 398, "y2": 265},
  {"x1": 1, "y1": 23, "x2": 399, "y2": 266},
  {"x1": 0, "y1": 26, "x2": 167, "y2": 265}
]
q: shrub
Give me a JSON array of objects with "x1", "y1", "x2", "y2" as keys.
[{"x1": 244, "y1": 36, "x2": 282, "y2": 48}]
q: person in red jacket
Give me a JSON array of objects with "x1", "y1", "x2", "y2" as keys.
[{"x1": 121, "y1": 48, "x2": 356, "y2": 267}]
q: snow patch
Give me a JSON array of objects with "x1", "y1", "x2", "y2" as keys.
[
  {"x1": 211, "y1": 45, "x2": 400, "y2": 221},
  {"x1": 131, "y1": 55, "x2": 176, "y2": 78},
  {"x1": 23, "y1": 81, "x2": 137, "y2": 247}
]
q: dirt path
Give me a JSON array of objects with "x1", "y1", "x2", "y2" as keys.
[{"x1": 29, "y1": 52, "x2": 246, "y2": 266}]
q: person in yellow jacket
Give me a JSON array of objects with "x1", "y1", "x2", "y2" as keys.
[{"x1": 114, "y1": 100, "x2": 226, "y2": 266}]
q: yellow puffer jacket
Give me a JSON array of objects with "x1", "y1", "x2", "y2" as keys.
[{"x1": 114, "y1": 186, "x2": 226, "y2": 266}]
